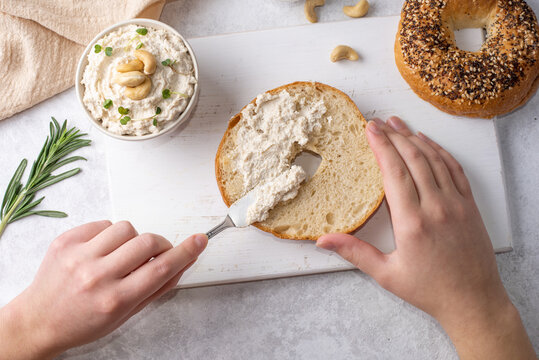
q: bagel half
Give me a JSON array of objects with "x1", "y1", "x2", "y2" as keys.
[{"x1": 215, "y1": 82, "x2": 384, "y2": 240}]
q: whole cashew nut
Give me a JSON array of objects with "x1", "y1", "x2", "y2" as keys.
[
  {"x1": 134, "y1": 50, "x2": 156, "y2": 75},
  {"x1": 304, "y1": 0, "x2": 325, "y2": 23},
  {"x1": 343, "y1": 0, "x2": 369, "y2": 18},
  {"x1": 330, "y1": 45, "x2": 359, "y2": 62},
  {"x1": 112, "y1": 71, "x2": 146, "y2": 87},
  {"x1": 116, "y1": 59, "x2": 144, "y2": 73},
  {"x1": 124, "y1": 77, "x2": 152, "y2": 100}
]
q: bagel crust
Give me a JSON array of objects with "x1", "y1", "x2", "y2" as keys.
[
  {"x1": 215, "y1": 82, "x2": 385, "y2": 240},
  {"x1": 395, "y1": 0, "x2": 539, "y2": 118}
]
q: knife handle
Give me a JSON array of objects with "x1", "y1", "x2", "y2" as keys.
[{"x1": 206, "y1": 215, "x2": 235, "y2": 239}]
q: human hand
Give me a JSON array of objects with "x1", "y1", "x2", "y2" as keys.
[
  {"x1": 317, "y1": 117, "x2": 535, "y2": 359},
  {"x1": 0, "y1": 221, "x2": 207, "y2": 360}
]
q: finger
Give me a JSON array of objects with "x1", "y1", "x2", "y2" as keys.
[
  {"x1": 366, "y1": 119, "x2": 419, "y2": 212},
  {"x1": 377, "y1": 119, "x2": 438, "y2": 199},
  {"x1": 120, "y1": 234, "x2": 207, "y2": 300},
  {"x1": 89, "y1": 221, "x2": 139, "y2": 256},
  {"x1": 106, "y1": 233, "x2": 173, "y2": 277},
  {"x1": 317, "y1": 233, "x2": 387, "y2": 279},
  {"x1": 386, "y1": 116, "x2": 457, "y2": 193},
  {"x1": 124, "y1": 260, "x2": 196, "y2": 319},
  {"x1": 53, "y1": 220, "x2": 112, "y2": 246},
  {"x1": 417, "y1": 132, "x2": 472, "y2": 197}
]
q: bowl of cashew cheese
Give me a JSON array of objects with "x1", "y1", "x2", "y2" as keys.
[{"x1": 75, "y1": 18, "x2": 199, "y2": 140}]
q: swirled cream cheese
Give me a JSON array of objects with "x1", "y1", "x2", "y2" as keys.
[
  {"x1": 235, "y1": 90, "x2": 327, "y2": 224},
  {"x1": 81, "y1": 25, "x2": 196, "y2": 136}
]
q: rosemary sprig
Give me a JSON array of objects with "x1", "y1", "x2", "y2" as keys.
[{"x1": 0, "y1": 118, "x2": 91, "y2": 239}]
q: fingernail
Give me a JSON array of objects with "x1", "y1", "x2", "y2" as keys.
[
  {"x1": 367, "y1": 121, "x2": 382, "y2": 134},
  {"x1": 316, "y1": 239, "x2": 336, "y2": 251},
  {"x1": 417, "y1": 132, "x2": 430, "y2": 142},
  {"x1": 373, "y1": 118, "x2": 385, "y2": 127},
  {"x1": 193, "y1": 234, "x2": 208, "y2": 250},
  {"x1": 388, "y1": 116, "x2": 405, "y2": 130}
]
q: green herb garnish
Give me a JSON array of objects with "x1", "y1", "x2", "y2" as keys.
[
  {"x1": 94, "y1": 44, "x2": 102, "y2": 53},
  {"x1": 152, "y1": 118, "x2": 158, "y2": 126},
  {"x1": 0, "y1": 118, "x2": 91, "y2": 239},
  {"x1": 136, "y1": 28, "x2": 148, "y2": 35},
  {"x1": 136, "y1": 42, "x2": 144, "y2": 50},
  {"x1": 120, "y1": 116, "x2": 131, "y2": 125},
  {"x1": 162, "y1": 89, "x2": 188, "y2": 99},
  {"x1": 118, "y1": 107, "x2": 129, "y2": 115},
  {"x1": 161, "y1": 58, "x2": 177, "y2": 68},
  {"x1": 103, "y1": 99, "x2": 113, "y2": 109},
  {"x1": 156, "y1": 107, "x2": 162, "y2": 115},
  {"x1": 105, "y1": 47, "x2": 113, "y2": 56}
]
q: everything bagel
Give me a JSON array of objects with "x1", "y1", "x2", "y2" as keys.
[{"x1": 395, "y1": 0, "x2": 539, "y2": 118}]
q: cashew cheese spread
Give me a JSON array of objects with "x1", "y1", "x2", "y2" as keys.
[
  {"x1": 81, "y1": 24, "x2": 196, "y2": 136},
  {"x1": 235, "y1": 90, "x2": 327, "y2": 224}
]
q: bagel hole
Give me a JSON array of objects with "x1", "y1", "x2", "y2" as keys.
[
  {"x1": 453, "y1": 27, "x2": 486, "y2": 52},
  {"x1": 292, "y1": 150, "x2": 322, "y2": 180}
]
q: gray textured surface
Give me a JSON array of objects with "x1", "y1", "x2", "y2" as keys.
[{"x1": 0, "y1": 0, "x2": 537, "y2": 359}]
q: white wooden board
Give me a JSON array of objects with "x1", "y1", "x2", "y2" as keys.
[{"x1": 106, "y1": 16, "x2": 512, "y2": 288}]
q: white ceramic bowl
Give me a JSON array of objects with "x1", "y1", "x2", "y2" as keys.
[{"x1": 75, "y1": 18, "x2": 200, "y2": 141}]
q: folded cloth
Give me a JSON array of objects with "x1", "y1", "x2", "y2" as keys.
[{"x1": 0, "y1": 0, "x2": 165, "y2": 121}]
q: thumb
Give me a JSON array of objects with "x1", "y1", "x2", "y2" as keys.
[{"x1": 317, "y1": 233, "x2": 386, "y2": 278}]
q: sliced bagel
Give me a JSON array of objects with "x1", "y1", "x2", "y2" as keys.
[{"x1": 215, "y1": 81, "x2": 384, "y2": 240}]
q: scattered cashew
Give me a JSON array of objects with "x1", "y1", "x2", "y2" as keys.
[
  {"x1": 116, "y1": 59, "x2": 144, "y2": 72},
  {"x1": 304, "y1": 0, "x2": 325, "y2": 23},
  {"x1": 124, "y1": 77, "x2": 152, "y2": 100},
  {"x1": 330, "y1": 45, "x2": 359, "y2": 62},
  {"x1": 134, "y1": 49, "x2": 156, "y2": 75},
  {"x1": 113, "y1": 71, "x2": 146, "y2": 87},
  {"x1": 343, "y1": 0, "x2": 369, "y2": 18}
]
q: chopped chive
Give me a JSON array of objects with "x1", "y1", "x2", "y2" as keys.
[{"x1": 136, "y1": 42, "x2": 144, "y2": 49}]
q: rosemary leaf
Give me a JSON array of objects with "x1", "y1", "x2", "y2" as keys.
[
  {"x1": 1, "y1": 159, "x2": 27, "y2": 215},
  {"x1": 9, "y1": 210, "x2": 67, "y2": 223},
  {"x1": 27, "y1": 168, "x2": 81, "y2": 195},
  {"x1": 16, "y1": 194, "x2": 37, "y2": 213},
  {"x1": 43, "y1": 156, "x2": 87, "y2": 174},
  {"x1": 12, "y1": 196, "x2": 44, "y2": 219}
]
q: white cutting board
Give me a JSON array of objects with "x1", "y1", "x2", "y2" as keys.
[{"x1": 106, "y1": 16, "x2": 512, "y2": 288}]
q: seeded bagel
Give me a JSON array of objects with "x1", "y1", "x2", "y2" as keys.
[
  {"x1": 215, "y1": 82, "x2": 384, "y2": 240},
  {"x1": 395, "y1": 0, "x2": 539, "y2": 118}
]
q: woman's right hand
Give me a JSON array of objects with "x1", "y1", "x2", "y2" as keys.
[{"x1": 317, "y1": 116, "x2": 536, "y2": 360}]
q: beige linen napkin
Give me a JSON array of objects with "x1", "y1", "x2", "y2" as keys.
[{"x1": 0, "y1": 0, "x2": 166, "y2": 121}]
